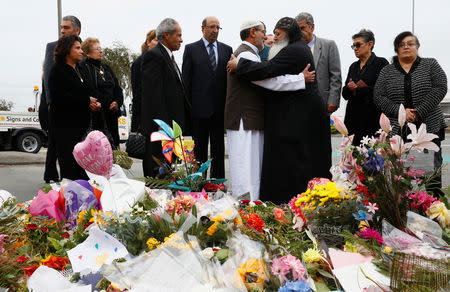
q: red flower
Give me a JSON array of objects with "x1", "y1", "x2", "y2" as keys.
[
  {"x1": 14, "y1": 256, "x2": 29, "y2": 263},
  {"x1": 40, "y1": 227, "x2": 49, "y2": 233},
  {"x1": 25, "y1": 223, "x2": 38, "y2": 231},
  {"x1": 23, "y1": 265, "x2": 39, "y2": 277},
  {"x1": 60, "y1": 232, "x2": 69, "y2": 238},
  {"x1": 356, "y1": 184, "x2": 368, "y2": 196},
  {"x1": 240, "y1": 200, "x2": 250, "y2": 205},
  {"x1": 244, "y1": 213, "x2": 265, "y2": 233},
  {"x1": 253, "y1": 200, "x2": 263, "y2": 205},
  {"x1": 273, "y1": 207, "x2": 286, "y2": 222}
]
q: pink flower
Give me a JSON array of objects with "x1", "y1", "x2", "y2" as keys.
[
  {"x1": 359, "y1": 228, "x2": 383, "y2": 244},
  {"x1": 398, "y1": 104, "x2": 406, "y2": 128},
  {"x1": 407, "y1": 191, "x2": 438, "y2": 212},
  {"x1": 333, "y1": 116, "x2": 348, "y2": 136},
  {"x1": 271, "y1": 254, "x2": 306, "y2": 284},
  {"x1": 389, "y1": 135, "x2": 409, "y2": 156},
  {"x1": 0, "y1": 234, "x2": 7, "y2": 253},
  {"x1": 271, "y1": 257, "x2": 290, "y2": 283},
  {"x1": 406, "y1": 123, "x2": 439, "y2": 152},
  {"x1": 379, "y1": 113, "x2": 391, "y2": 133}
]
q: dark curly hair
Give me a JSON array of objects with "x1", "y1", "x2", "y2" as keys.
[{"x1": 54, "y1": 35, "x2": 82, "y2": 64}]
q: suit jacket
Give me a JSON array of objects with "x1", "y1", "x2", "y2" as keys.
[
  {"x1": 313, "y1": 37, "x2": 342, "y2": 107},
  {"x1": 182, "y1": 39, "x2": 232, "y2": 119},
  {"x1": 43, "y1": 41, "x2": 57, "y2": 105},
  {"x1": 141, "y1": 43, "x2": 191, "y2": 136}
]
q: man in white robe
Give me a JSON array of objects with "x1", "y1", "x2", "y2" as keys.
[{"x1": 224, "y1": 20, "x2": 315, "y2": 201}]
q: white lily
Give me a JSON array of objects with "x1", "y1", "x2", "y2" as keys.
[
  {"x1": 398, "y1": 104, "x2": 406, "y2": 127},
  {"x1": 406, "y1": 123, "x2": 439, "y2": 152}
]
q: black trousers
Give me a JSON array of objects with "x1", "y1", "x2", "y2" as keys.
[
  {"x1": 44, "y1": 127, "x2": 60, "y2": 182},
  {"x1": 192, "y1": 113, "x2": 225, "y2": 179},
  {"x1": 142, "y1": 136, "x2": 163, "y2": 177},
  {"x1": 54, "y1": 127, "x2": 88, "y2": 181}
]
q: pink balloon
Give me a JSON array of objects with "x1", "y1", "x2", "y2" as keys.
[{"x1": 73, "y1": 130, "x2": 113, "y2": 179}]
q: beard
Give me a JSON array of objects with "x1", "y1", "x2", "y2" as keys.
[{"x1": 268, "y1": 38, "x2": 288, "y2": 60}]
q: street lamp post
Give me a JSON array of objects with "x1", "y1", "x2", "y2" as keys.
[
  {"x1": 33, "y1": 86, "x2": 39, "y2": 111},
  {"x1": 57, "y1": 0, "x2": 62, "y2": 38}
]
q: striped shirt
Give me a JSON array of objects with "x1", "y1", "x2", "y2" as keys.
[{"x1": 374, "y1": 57, "x2": 447, "y2": 135}]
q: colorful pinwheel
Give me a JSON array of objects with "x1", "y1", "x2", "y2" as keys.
[{"x1": 150, "y1": 119, "x2": 194, "y2": 164}]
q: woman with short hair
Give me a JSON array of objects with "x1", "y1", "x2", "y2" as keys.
[
  {"x1": 80, "y1": 37, "x2": 124, "y2": 148},
  {"x1": 49, "y1": 35, "x2": 100, "y2": 180},
  {"x1": 374, "y1": 31, "x2": 448, "y2": 196},
  {"x1": 342, "y1": 29, "x2": 389, "y2": 145}
]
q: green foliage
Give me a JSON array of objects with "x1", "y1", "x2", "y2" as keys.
[
  {"x1": 0, "y1": 99, "x2": 13, "y2": 111},
  {"x1": 101, "y1": 42, "x2": 138, "y2": 98},
  {"x1": 330, "y1": 124, "x2": 338, "y2": 134}
]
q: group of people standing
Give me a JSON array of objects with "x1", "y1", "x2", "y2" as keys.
[
  {"x1": 40, "y1": 12, "x2": 447, "y2": 202},
  {"x1": 39, "y1": 16, "x2": 123, "y2": 182}
]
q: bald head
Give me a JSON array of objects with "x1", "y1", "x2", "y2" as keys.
[{"x1": 202, "y1": 16, "x2": 221, "y2": 43}]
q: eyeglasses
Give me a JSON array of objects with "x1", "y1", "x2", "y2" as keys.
[
  {"x1": 398, "y1": 42, "x2": 417, "y2": 49},
  {"x1": 351, "y1": 42, "x2": 365, "y2": 50},
  {"x1": 205, "y1": 25, "x2": 222, "y2": 30},
  {"x1": 255, "y1": 28, "x2": 266, "y2": 35}
]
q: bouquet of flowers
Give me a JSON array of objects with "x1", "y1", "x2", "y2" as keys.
[{"x1": 333, "y1": 104, "x2": 441, "y2": 230}]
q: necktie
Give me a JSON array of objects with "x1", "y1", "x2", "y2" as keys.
[
  {"x1": 208, "y1": 42, "x2": 217, "y2": 71},
  {"x1": 171, "y1": 54, "x2": 182, "y2": 81}
]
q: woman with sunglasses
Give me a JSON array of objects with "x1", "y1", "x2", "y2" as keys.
[
  {"x1": 342, "y1": 29, "x2": 388, "y2": 145},
  {"x1": 374, "y1": 31, "x2": 447, "y2": 196}
]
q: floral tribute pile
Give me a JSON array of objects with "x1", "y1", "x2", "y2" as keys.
[{"x1": 1, "y1": 111, "x2": 449, "y2": 292}]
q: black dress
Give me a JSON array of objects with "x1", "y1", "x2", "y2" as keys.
[
  {"x1": 236, "y1": 39, "x2": 332, "y2": 204},
  {"x1": 342, "y1": 53, "x2": 388, "y2": 145},
  {"x1": 48, "y1": 62, "x2": 90, "y2": 180},
  {"x1": 80, "y1": 58, "x2": 124, "y2": 148}
]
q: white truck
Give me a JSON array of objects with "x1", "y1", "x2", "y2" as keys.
[
  {"x1": 0, "y1": 111, "x2": 47, "y2": 153},
  {"x1": 0, "y1": 104, "x2": 131, "y2": 153}
]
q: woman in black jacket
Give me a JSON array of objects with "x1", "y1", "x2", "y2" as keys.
[
  {"x1": 342, "y1": 29, "x2": 389, "y2": 145},
  {"x1": 48, "y1": 35, "x2": 101, "y2": 180},
  {"x1": 80, "y1": 37, "x2": 124, "y2": 148}
]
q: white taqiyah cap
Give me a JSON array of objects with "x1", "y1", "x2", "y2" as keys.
[{"x1": 240, "y1": 20, "x2": 263, "y2": 31}]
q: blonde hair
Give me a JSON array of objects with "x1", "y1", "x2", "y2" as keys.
[
  {"x1": 81, "y1": 37, "x2": 100, "y2": 55},
  {"x1": 141, "y1": 29, "x2": 156, "y2": 53}
]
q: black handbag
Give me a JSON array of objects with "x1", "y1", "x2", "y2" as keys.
[{"x1": 125, "y1": 133, "x2": 146, "y2": 159}]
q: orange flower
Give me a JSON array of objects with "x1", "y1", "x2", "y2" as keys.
[
  {"x1": 40, "y1": 255, "x2": 70, "y2": 270},
  {"x1": 273, "y1": 207, "x2": 286, "y2": 223}
]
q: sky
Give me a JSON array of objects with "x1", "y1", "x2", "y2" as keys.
[{"x1": 1, "y1": 0, "x2": 449, "y2": 114}]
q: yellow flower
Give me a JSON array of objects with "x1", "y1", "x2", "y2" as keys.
[
  {"x1": 77, "y1": 209, "x2": 87, "y2": 224},
  {"x1": 213, "y1": 215, "x2": 223, "y2": 222},
  {"x1": 237, "y1": 258, "x2": 266, "y2": 283},
  {"x1": 206, "y1": 221, "x2": 218, "y2": 236},
  {"x1": 302, "y1": 248, "x2": 323, "y2": 263},
  {"x1": 146, "y1": 237, "x2": 160, "y2": 250},
  {"x1": 383, "y1": 246, "x2": 392, "y2": 254},
  {"x1": 426, "y1": 202, "x2": 450, "y2": 227}
]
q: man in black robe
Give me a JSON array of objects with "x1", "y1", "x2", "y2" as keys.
[{"x1": 227, "y1": 17, "x2": 331, "y2": 204}]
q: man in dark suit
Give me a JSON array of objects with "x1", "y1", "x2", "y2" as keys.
[
  {"x1": 40, "y1": 15, "x2": 81, "y2": 183},
  {"x1": 141, "y1": 18, "x2": 191, "y2": 177},
  {"x1": 182, "y1": 16, "x2": 232, "y2": 179}
]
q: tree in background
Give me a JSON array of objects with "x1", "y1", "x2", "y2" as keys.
[
  {"x1": 102, "y1": 42, "x2": 138, "y2": 98},
  {"x1": 0, "y1": 99, "x2": 13, "y2": 111}
]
